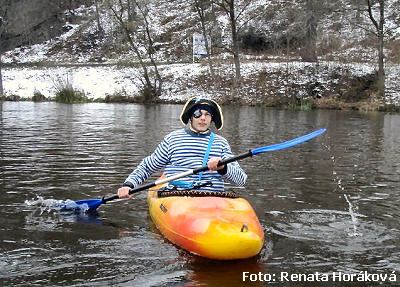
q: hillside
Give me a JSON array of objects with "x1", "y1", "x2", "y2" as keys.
[{"x1": 1, "y1": 0, "x2": 400, "y2": 108}]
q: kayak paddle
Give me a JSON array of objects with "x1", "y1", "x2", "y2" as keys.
[{"x1": 70, "y1": 128, "x2": 326, "y2": 212}]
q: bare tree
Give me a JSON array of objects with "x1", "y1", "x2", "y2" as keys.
[
  {"x1": 126, "y1": 0, "x2": 137, "y2": 21},
  {"x1": 0, "y1": 0, "x2": 12, "y2": 97},
  {"x1": 366, "y1": 0, "x2": 385, "y2": 100},
  {"x1": 193, "y1": 0, "x2": 215, "y2": 78},
  {"x1": 343, "y1": 0, "x2": 400, "y2": 100},
  {"x1": 0, "y1": 18, "x2": 3, "y2": 96},
  {"x1": 94, "y1": 0, "x2": 105, "y2": 35},
  {"x1": 300, "y1": 0, "x2": 318, "y2": 62},
  {"x1": 297, "y1": 0, "x2": 337, "y2": 62},
  {"x1": 0, "y1": 13, "x2": 7, "y2": 96},
  {"x1": 212, "y1": 0, "x2": 252, "y2": 100},
  {"x1": 106, "y1": 0, "x2": 162, "y2": 102},
  {"x1": 213, "y1": 0, "x2": 243, "y2": 81}
]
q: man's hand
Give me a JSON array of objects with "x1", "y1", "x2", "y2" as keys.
[
  {"x1": 117, "y1": 186, "x2": 133, "y2": 199},
  {"x1": 208, "y1": 157, "x2": 224, "y2": 171}
]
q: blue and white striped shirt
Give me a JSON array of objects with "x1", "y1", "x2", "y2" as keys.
[{"x1": 124, "y1": 128, "x2": 247, "y2": 192}]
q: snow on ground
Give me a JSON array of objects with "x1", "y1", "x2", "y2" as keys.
[
  {"x1": 3, "y1": 61, "x2": 399, "y2": 104},
  {"x1": 2, "y1": 62, "x2": 217, "y2": 101},
  {"x1": 2, "y1": 63, "x2": 207, "y2": 100},
  {"x1": 3, "y1": 65, "x2": 140, "y2": 99}
]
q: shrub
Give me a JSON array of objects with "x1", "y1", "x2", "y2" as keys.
[
  {"x1": 52, "y1": 73, "x2": 89, "y2": 103},
  {"x1": 55, "y1": 88, "x2": 88, "y2": 104},
  {"x1": 380, "y1": 104, "x2": 400, "y2": 112},
  {"x1": 299, "y1": 98, "x2": 316, "y2": 111},
  {"x1": 287, "y1": 97, "x2": 316, "y2": 111},
  {"x1": 32, "y1": 89, "x2": 47, "y2": 102},
  {"x1": 341, "y1": 73, "x2": 378, "y2": 103},
  {"x1": 105, "y1": 93, "x2": 131, "y2": 103},
  {"x1": 5, "y1": 94, "x2": 21, "y2": 101},
  {"x1": 134, "y1": 85, "x2": 160, "y2": 103}
]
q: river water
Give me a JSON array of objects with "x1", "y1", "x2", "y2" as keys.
[{"x1": 0, "y1": 102, "x2": 399, "y2": 286}]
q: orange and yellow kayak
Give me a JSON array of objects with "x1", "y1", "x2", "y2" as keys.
[{"x1": 147, "y1": 187, "x2": 264, "y2": 260}]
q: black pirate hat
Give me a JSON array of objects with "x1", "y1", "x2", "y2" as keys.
[{"x1": 180, "y1": 97, "x2": 223, "y2": 130}]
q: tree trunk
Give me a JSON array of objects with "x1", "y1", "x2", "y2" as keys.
[
  {"x1": 202, "y1": 26, "x2": 215, "y2": 78},
  {"x1": 226, "y1": 0, "x2": 241, "y2": 101},
  {"x1": 367, "y1": 0, "x2": 386, "y2": 100},
  {"x1": 301, "y1": 0, "x2": 318, "y2": 62},
  {"x1": 0, "y1": 26, "x2": 3, "y2": 96},
  {"x1": 377, "y1": 0, "x2": 385, "y2": 99},
  {"x1": 212, "y1": 0, "x2": 244, "y2": 100},
  {"x1": 94, "y1": 0, "x2": 104, "y2": 36},
  {"x1": 127, "y1": 0, "x2": 136, "y2": 22},
  {"x1": 229, "y1": 1, "x2": 241, "y2": 81},
  {"x1": 108, "y1": 1, "x2": 161, "y2": 102},
  {"x1": 137, "y1": 1, "x2": 162, "y2": 98},
  {"x1": 0, "y1": 52, "x2": 3, "y2": 96},
  {"x1": 194, "y1": 0, "x2": 215, "y2": 78}
]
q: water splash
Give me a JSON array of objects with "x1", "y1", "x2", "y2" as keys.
[
  {"x1": 323, "y1": 143, "x2": 362, "y2": 238},
  {"x1": 267, "y1": 209, "x2": 395, "y2": 256},
  {"x1": 25, "y1": 196, "x2": 89, "y2": 213},
  {"x1": 343, "y1": 194, "x2": 362, "y2": 237}
]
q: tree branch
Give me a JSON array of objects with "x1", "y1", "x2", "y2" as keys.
[
  {"x1": 212, "y1": 0, "x2": 230, "y2": 14},
  {"x1": 347, "y1": 18, "x2": 378, "y2": 37},
  {"x1": 384, "y1": 24, "x2": 400, "y2": 36},
  {"x1": 235, "y1": 0, "x2": 252, "y2": 22},
  {"x1": 366, "y1": 0, "x2": 379, "y2": 32}
]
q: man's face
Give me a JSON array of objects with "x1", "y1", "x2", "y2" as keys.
[{"x1": 190, "y1": 109, "x2": 212, "y2": 132}]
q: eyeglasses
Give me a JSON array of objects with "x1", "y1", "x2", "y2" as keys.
[{"x1": 192, "y1": 109, "x2": 212, "y2": 119}]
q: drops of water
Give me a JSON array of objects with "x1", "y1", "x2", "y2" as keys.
[
  {"x1": 343, "y1": 194, "x2": 362, "y2": 237},
  {"x1": 323, "y1": 143, "x2": 362, "y2": 238},
  {"x1": 24, "y1": 196, "x2": 88, "y2": 213}
]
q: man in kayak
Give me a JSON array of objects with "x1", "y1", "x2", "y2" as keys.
[{"x1": 117, "y1": 97, "x2": 247, "y2": 198}]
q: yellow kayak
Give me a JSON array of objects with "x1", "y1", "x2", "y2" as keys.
[{"x1": 147, "y1": 186, "x2": 264, "y2": 260}]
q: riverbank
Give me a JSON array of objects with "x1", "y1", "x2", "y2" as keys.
[{"x1": 1, "y1": 61, "x2": 400, "y2": 111}]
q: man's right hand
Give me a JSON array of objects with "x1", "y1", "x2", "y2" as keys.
[{"x1": 117, "y1": 186, "x2": 133, "y2": 199}]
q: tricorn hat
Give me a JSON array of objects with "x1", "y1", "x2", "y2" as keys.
[{"x1": 180, "y1": 97, "x2": 223, "y2": 130}]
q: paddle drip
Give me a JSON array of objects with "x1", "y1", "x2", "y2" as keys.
[
  {"x1": 25, "y1": 196, "x2": 89, "y2": 213},
  {"x1": 324, "y1": 143, "x2": 362, "y2": 238},
  {"x1": 343, "y1": 194, "x2": 361, "y2": 237}
]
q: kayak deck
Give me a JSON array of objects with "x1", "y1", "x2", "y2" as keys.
[{"x1": 147, "y1": 188, "x2": 264, "y2": 260}]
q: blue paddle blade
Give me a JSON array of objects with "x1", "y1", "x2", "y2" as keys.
[
  {"x1": 251, "y1": 128, "x2": 326, "y2": 155},
  {"x1": 72, "y1": 199, "x2": 104, "y2": 212}
]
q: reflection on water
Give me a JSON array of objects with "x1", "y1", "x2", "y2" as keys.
[
  {"x1": 1, "y1": 102, "x2": 400, "y2": 285},
  {"x1": 185, "y1": 258, "x2": 267, "y2": 287}
]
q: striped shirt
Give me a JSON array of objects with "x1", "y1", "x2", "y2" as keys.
[{"x1": 124, "y1": 128, "x2": 247, "y2": 192}]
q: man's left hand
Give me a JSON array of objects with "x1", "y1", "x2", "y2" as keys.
[{"x1": 208, "y1": 157, "x2": 224, "y2": 171}]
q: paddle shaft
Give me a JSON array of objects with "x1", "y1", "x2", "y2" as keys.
[
  {"x1": 102, "y1": 150, "x2": 253, "y2": 203},
  {"x1": 83, "y1": 128, "x2": 326, "y2": 210},
  {"x1": 100, "y1": 128, "x2": 326, "y2": 205}
]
